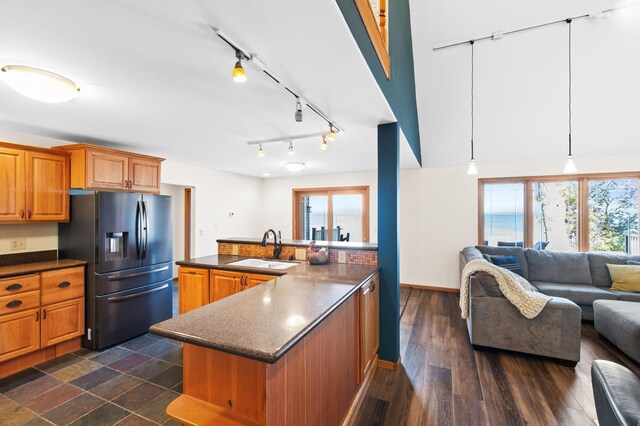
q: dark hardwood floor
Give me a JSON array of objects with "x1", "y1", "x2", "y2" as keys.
[{"x1": 351, "y1": 288, "x2": 640, "y2": 426}]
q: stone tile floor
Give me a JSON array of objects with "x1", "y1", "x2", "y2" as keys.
[
  {"x1": 0, "y1": 333, "x2": 183, "y2": 425},
  {"x1": 0, "y1": 282, "x2": 183, "y2": 425}
]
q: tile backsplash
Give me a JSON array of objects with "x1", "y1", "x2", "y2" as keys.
[{"x1": 218, "y1": 242, "x2": 377, "y2": 265}]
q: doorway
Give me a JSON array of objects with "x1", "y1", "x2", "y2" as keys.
[{"x1": 161, "y1": 184, "x2": 194, "y2": 278}]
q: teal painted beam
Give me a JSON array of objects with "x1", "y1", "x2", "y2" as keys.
[
  {"x1": 336, "y1": 0, "x2": 422, "y2": 165},
  {"x1": 377, "y1": 122, "x2": 400, "y2": 362}
]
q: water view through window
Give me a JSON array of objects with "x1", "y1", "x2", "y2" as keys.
[{"x1": 483, "y1": 183, "x2": 524, "y2": 246}]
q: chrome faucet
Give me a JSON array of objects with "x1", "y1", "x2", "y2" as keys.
[{"x1": 261, "y1": 229, "x2": 283, "y2": 259}]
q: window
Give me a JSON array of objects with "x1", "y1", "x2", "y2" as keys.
[
  {"x1": 293, "y1": 187, "x2": 369, "y2": 242},
  {"x1": 479, "y1": 173, "x2": 640, "y2": 253}
]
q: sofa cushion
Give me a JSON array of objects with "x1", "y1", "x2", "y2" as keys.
[
  {"x1": 609, "y1": 291, "x2": 640, "y2": 302},
  {"x1": 532, "y1": 282, "x2": 617, "y2": 306},
  {"x1": 476, "y1": 246, "x2": 528, "y2": 279},
  {"x1": 628, "y1": 260, "x2": 640, "y2": 266},
  {"x1": 525, "y1": 250, "x2": 592, "y2": 284},
  {"x1": 462, "y1": 247, "x2": 484, "y2": 262},
  {"x1": 489, "y1": 255, "x2": 524, "y2": 277},
  {"x1": 607, "y1": 264, "x2": 640, "y2": 293},
  {"x1": 588, "y1": 252, "x2": 640, "y2": 287}
]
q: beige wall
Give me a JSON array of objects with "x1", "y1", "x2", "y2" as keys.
[{"x1": 0, "y1": 224, "x2": 58, "y2": 255}]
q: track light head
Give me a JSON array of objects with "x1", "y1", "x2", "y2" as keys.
[
  {"x1": 295, "y1": 97, "x2": 303, "y2": 122},
  {"x1": 327, "y1": 124, "x2": 336, "y2": 141},
  {"x1": 232, "y1": 50, "x2": 247, "y2": 83},
  {"x1": 288, "y1": 141, "x2": 294, "y2": 155},
  {"x1": 320, "y1": 136, "x2": 328, "y2": 151},
  {"x1": 258, "y1": 144, "x2": 265, "y2": 157}
]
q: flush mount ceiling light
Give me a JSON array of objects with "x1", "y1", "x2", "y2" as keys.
[
  {"x1": 284, "y1": 162, "x2": 305, "y2": 172},
  {"x1": 327, "y1": 124, "x2": 336, "y2": 142},
  {"x1": 1, "y1": 65, "x2": 80, "y2": 103},
  {"x1": 288, "y1": 141, "x2": 294, "y2": 155},
  {"x1": 563, "y1": 19, "x2": 578, "y2": 174},
  {"x1": 232, "y1": 50, "x2": 247, "y2": 83},
  {"x1": 466, "y1": 41, "x2": 478, "y2": 176},
  {"x1": 320, "y1": 136, "x2": 328, "y2": 151},
  {"x1": 257, "y1": 144, "x2": 265, "y2": 157}
]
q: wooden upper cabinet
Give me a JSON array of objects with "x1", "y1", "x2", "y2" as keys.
[
  {"x1": 0, "y1": 146, "x2": 26, "y2": 222},
  {"x1": 25, "y1": 151, "x2": 69, "y2": 222},
  {"x1": 53, "y1": 143, "x2": 164, "y2": 193},
  {"x1": 0, "y1": 142, "x2": 69, "y2": 223}
]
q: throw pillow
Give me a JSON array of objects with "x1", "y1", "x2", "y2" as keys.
[
  {"x1": 627, "y1": 260, "x2": 640, "y2": 266},
  {"x1": 490, "y1": 255, "x2": 524, "y2": 277},
  {"x1": 607, "y1": 264, "x2": 640, "y2": 292}
]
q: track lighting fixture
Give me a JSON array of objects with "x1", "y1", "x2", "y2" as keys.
[
  {"x1": 563, "y1": 19, "x2": 577, "y2": 174},
  {"x1": 320, "y1": 136, "x2": 328, "y2": 151},
  {"x1": 288, "y1": 141, "x2": 294, "y2": 155},
  {"x1": 257, "y1": 144, "x2": 265, "y2": 157},
  {"x1": 327, "y1": 124, "x2": 336, "y2": 141},
  {"x1": 295, "y1": 97, "x2": 303, "y2": 122},
  {"x1": 466, "y1": 40, "x2": 478, "y2": 176},
  {"x1": 232, "y1": 50, "x2": 247, "y2": 83}
]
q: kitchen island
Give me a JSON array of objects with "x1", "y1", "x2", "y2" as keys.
[{"x1": 150, "y1": 255, "x2": 379, "y2": 425}]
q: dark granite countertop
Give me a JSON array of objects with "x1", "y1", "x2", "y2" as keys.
[
  {"x1": 150, "y1": 255, "x2": 378, "y2": 363},
  {"x1": 0, "y1": 259, "x2": 87, "y2": 279},
  {"x1": 217, "y1": 237, "x2": 378, "y2": 251}
]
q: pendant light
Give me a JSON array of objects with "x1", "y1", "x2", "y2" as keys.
[
  {"x1": 232, "y1": 50, "x2": 247, "y2": 83},
  {"x1": 467, "y1": 40, "x2": 478, "y2": 175},
  {"x1": 563, "y1": 19, "x2": 577, "y2": 174},
  {"x1": 257, "y1": 144, "x2": 265, "y2": 157},
  {"x1": 1, "y1": 65, "x2": 80, "y2": 103}
]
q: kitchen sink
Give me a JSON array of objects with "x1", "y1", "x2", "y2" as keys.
[{"x1": 227, "y1": 258, "x2": 297, "y2": 270}]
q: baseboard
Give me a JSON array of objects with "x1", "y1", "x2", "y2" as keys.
[
  {"x1": 0, "y1": 337, "x2": 81, "y2": 379},
  {"x1": 377, "y1": 356, "x2": 401, "y2": 370},
  {"x1": 342, "y1": 354, "x2": 378, "y2": 426},
  {"x1": 401, "y1": 283, "x2": 460, "y2": 293}
]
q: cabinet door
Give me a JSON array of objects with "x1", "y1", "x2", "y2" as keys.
[
  {"x1": 41, "y1": 298, "x2": 84, "y2": 348},
  {"x1": 244, "y1": 273, "x2": 277, "y2": 289},
  {"x1": 210, "y1": 270, "x2": 242, "y2": 302},
  {"x1": 359, "y1": 275, "x2": 380, "y2": 380},
  {"x1": 178, "y1": 268, "x2": 209, "y2": 314},
  {"x1": 25, "y1": 151, "x2": 69, "y2": 222},
  {"x1": 86, "y1": 149, "x2": 128, "y2": 190},
  {"x1": 0, "y1": 146, "x2": 25, "y2": 222},
  {"x1": 129, "y1": 157, "x2": 161, "y2": 193},
  {"x1": 0, "y1": 308, "x2": 40, "y2": 362}
]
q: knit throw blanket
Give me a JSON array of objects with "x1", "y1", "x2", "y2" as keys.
[{"x1": 460, "y1": 259, "x2": 551, "y2": 320}]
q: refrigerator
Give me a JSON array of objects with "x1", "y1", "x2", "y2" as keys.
[{"x1": 59, "y1": 191, "x2": 173, "y2": 350}]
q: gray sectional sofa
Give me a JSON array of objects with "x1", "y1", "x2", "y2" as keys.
[{"x1": 460, "y1": 246, "x2": 640, "y2": 364}]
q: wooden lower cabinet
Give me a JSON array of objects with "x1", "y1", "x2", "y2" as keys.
[
  {"x1": 360, "y1": 273, "x2": 380, "y2": 381},
  {"x1": 178, "y1": 268, "x2": 209, "y2": 314},
  {"x1": 210, "y1": 270, "x2": 243, "y2": 302},
  {"x1": 41, "y1": 298, "x2": 84, "y2": 347},
  {"x1": 0, "y1": 308, "x2": 40, "y2": 363}
]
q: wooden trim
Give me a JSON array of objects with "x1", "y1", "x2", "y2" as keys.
[
  {"x1": 0, "y1": 337, "x2": 81, "y2": 379},
  {"x1": 184, "y1": 188, "x2": 192, "y2": 260},
  {"x1": 341, "y1": 354, "x2": 378, "y2": 426},
  {"x1": 354, "y1": 0, "x2": 391, "y2": 79},
  {"x1": 479, "y1": 171, "x2": 640, "y2": 251},
  {"x1": 377, "y1": 356, "x2": 401, "y2": 370},
  {"x1": 400, "y1": 283, "x2": 460, "y2": 293},
  {"x1": 0, "y1": 141, "x2": 70, "y2": 157},
  {"x1": 52, "y1": 142, "x2": 164, "y2": 162},
  {"x1": 293, "y1": 186, "x2": 370, "y2": 242}
]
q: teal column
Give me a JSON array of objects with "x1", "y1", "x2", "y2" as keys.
[{"x1": 377, "y1": 122, "x2": 400, "y2": 362}]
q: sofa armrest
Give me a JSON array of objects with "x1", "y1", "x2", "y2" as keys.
[{"x1": 591, "y1": 360, "x2": 640, "y2": 426}]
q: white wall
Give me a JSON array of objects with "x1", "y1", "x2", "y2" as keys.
[
  {"x1": 162, "y1": 160, "x2": 263, "y2": 258},
  {"x1": 259, "y1": 171, "x2": 378, "y2": 242},
  {"x1": 161, "y1": 183, "x2": 186, "y2": 277},
  {"x1": 403, "y1": 154, "x2": 640, "y2": 289}
]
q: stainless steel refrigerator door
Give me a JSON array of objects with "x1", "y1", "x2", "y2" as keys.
[
  {"x1": 141, "y1": 194, "x2": 173, "y2": 267},
  {"x1": 97, "y1": 192, "x2": 144, "y2": 273}
]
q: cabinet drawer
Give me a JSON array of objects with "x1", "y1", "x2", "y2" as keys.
[
  {"x1": 0, "y1": 290, "x2": 40, "y2": 316},
  {"x1": 41, "y1": 267, "x2": 84, "y2": 305},
  {"x1": 0, "y1": 274, "x2": 40, "y2": 297}
]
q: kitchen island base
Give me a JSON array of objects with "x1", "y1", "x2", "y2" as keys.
[{"x1": 166, "y1": 293, "x2": 364, "y2": 425}]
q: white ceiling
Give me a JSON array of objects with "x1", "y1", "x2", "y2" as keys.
[
  {"x1": 410, "y1": 0, "x2": 640, "y2": 168},
  {"x1": 0, "y1": 0, "x2": 410, "y2": 177}
]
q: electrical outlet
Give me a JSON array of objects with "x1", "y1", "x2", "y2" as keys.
[
  {"x1": 10, "y1": 239, "x2": 26, "y2": 251},
  {"x1": 338, "y1": 251, "x2": 346, "y2": 263},
  {"x1": 232, "y1": 245, "x2": 239, "y2": 255},
  {"x1": 295, "y1": 248, "x2": 307, "y2": 261}
]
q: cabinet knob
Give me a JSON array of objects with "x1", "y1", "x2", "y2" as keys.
[
  {"x1": 370, "y1": 281, "x2": 376, "y2": 292},
  {"x1": 6, "y1": 300, "x2": 22, "y2": 308},
  {"x1": 6, "y1": 283, "x2": 23, "y2": 291},
  {"x1": 58, "y1": 281, "x2": 71, "y2": 288}
]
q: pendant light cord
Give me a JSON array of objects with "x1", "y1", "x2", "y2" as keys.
[
  {"x1": 470, "y1": 40, "x2": 475, "y2": 160},
  {"x1": 567, "y1": 19, "x2": 572, "y2": 156}
]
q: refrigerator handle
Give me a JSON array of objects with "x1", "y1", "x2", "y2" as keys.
[
  {"x1": 136, "y1": 201, "x2": 143, "y2": 259},
  {"x1": 142, "y1": 201, "x2": 148, "y2": 259}
]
